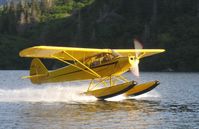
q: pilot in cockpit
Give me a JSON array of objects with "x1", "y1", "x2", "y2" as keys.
[{"x1": 102, "y1": 53, "x2": 110, "y2": 63}]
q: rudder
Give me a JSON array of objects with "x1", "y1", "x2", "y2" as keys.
[{"x1": 30, "y1": 58, "x2": 48, "y2": 84}]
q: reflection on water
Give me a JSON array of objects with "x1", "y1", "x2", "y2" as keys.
[
  {"x1": 18, "y1": 100, "x2": 163, "y2": 129},
  {"x1": 1, "y1": 99, "x2": 198, "y2": 129},
  {"x1": 0, "y1": 71, "x2": 199, "y2": 129}
]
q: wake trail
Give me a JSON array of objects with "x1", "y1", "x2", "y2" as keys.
[
  {"x1": 0, "y1": 82, "x2": 161, "y2": 103},
  {"x1": 0, "y1": 84, "x2": 97, "y2": 103}
]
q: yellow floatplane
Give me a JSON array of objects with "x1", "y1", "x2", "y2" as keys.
[{"x1": 19, "y1": 39, "x2": 165, "y2": 100}]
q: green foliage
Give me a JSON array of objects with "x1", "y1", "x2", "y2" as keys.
[
  {"x1": 0, "y1": 35, "x2": 30, "y2": 69},
  {"x1": 0, "y1": 0, "x2": 199, "y2": 71},
  {"x1": 41, "y1": 0, "x2": 94, "y2": 22}
]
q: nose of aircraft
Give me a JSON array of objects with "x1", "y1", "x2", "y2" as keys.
[
  {"x1": 128, "y1": 56, "x2": 140, "y2": 77},
  {"x1": 128, "y1": 56, "x2": 139, "y2": 66}
]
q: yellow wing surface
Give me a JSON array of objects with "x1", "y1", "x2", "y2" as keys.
[{"x1": 19, "y1": 46, "x2": 165, "y2": 60}]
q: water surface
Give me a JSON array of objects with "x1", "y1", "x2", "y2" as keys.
[{"x1": 0, "y1": 71, "x2": 198, "y2": 129}]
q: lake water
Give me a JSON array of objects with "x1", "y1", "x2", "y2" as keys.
[{"x1": 0, "y1": 71, "x2": 198, "y2": 129}]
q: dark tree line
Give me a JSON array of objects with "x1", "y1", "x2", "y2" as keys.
[{"x1": 0, "y1": 0, "x2": 199, "y2": 71}]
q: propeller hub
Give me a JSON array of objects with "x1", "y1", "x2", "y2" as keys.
[
  {"x1": 128, "y1": 56, "x2": 139, "y2": 66},
  {"x1": 129, "y1": 56, "x2": 140, "y2": 77}
]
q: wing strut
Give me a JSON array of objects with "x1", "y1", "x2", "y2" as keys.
[
  {"x1": 63, "y1": 51, "x2": 101, "y2": 78},
  {"x1": 52, "y1": 56, "x2": 100, "y2": 78},
  {"x1": 52, "y1": 51, "x2": 101, "y2": 78}
]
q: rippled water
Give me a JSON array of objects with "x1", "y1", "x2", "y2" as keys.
[{"x1": 0, "y1": 71, "x2": 199, "y2": 129}]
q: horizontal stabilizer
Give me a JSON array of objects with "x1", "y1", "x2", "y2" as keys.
[{"x1": 22, "y1": 74, "x2": 48, "y2": 79}]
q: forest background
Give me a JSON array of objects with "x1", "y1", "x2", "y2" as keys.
[{"x1": 0, "y1": 0, "x2": 199, "y2": 71}]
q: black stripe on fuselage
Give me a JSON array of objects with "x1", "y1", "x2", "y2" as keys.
[{"x1": 51, "y1": 61, "x2": 118, "y2": 79}]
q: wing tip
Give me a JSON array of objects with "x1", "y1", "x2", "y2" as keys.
[
  {"x1": 19, "y1": 50, "x2": 25, "y2": 57},
  {"x1": 19, "y1": 47, "x2": 37, "y2": 57},
  {"x1": 160, "y1": 49, "x2": 166, "y2": 53},
  {"x1": 19, "y1": 48, "x2": 29, "y2": 57}
]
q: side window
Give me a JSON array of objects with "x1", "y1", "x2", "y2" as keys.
[
  {"x1": 85, "y1": 53, "x2": 115, "y2": 67},
  {"x1": 102, "y1": 54, "x2": 110, "y2": 63}
]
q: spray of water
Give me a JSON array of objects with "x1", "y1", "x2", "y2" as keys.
[
  {"x1": 0, "y1": 82, "x2": 160, "y2": 103},
  {"x1": 0, "y1": 83, "x2": 97, "y2": 103}
]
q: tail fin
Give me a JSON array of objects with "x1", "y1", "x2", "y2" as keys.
[{"x1": 30, "y1": 58, "x2": 48, "y2": 84}]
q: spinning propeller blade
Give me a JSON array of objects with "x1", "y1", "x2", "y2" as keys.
[
  {"x1": 130, "y1": 59, "x2": 140, "y2": 77},
  {"x1": 134, "y1": 38, "x2": 143, "y2": 50},
  {"x1": 130, "y1": 39, "x2": 143, "y2": 77}
]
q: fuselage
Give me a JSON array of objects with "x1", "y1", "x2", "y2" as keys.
[{"x1": 36, "y1": 56, "x2": 133, "y2": 84}]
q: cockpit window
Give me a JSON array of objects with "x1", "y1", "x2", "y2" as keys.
[{"x1": 83, "y1": 53, "x2": 116, "y2": 67}]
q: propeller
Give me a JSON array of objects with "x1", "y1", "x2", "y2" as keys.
[
  {"x1": 110, "y1": 38, "x2": 143, "y2": 77},
  {"x1": 130, "y1": 39, "x2": 143, "y2": 77}
]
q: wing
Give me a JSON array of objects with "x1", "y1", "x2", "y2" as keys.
[
  {"x1": 19, "y1": 46, "x2": 111, "y2": 60},
  {"x1": 113, "y1": 49, "x2": 165, "y2": 58},
  {"x1": 19, "y1": 46, "x2": 165, "y2": 60}
]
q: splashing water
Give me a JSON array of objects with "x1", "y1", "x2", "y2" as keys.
[
  {"x1": 0, "y1": 84, "x2": 160, "y2": 103},
  {"x1": 0, "y1": 71, "x2": 161, "y2": 103},
  {"x1": 0, "y1": 82, "x2": 161, "y2": 103},
  {"x1": 0, "y1": 83, "x2": 97, "y2": 103}
]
